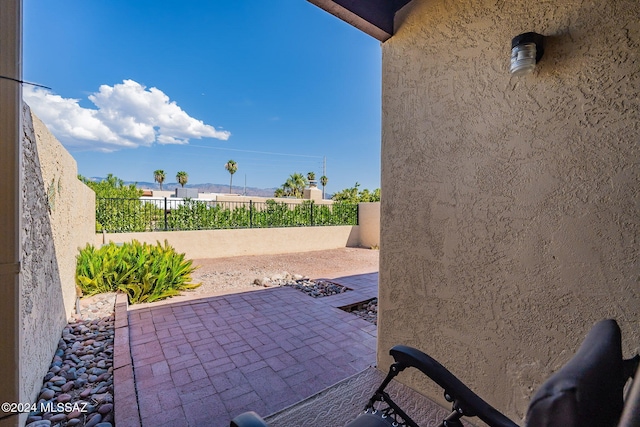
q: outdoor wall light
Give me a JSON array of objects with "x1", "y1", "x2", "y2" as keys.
[{"x1": 510, "y1": 32, "x2": 545, "y2": 76}]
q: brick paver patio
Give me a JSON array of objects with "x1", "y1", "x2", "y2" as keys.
[{"x1": 126, "y1": 273, "x2": 378, "y2": 427}]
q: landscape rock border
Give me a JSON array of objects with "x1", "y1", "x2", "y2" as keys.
[
  {"x1": 340, "y1": 298, "x2": 378, "y2": 325},
  {"x1": 253, "y1": 272, "x2": 352, "y2": 298},
  {"x1": 284, "y1": 279, "x2": 351, "y2": 298},
  {"x1": 26, "y1": 315, "x2": 116, "y2": 427},
  {"x1": 252, "y1": 271, "x2": 306, "y2": 287}
]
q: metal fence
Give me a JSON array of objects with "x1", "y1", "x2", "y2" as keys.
[{"x1": 96, "y1": 198, "x2": 359, "y2": 233}]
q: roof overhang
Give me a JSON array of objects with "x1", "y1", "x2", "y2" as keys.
[{"x1": 307, "y1": 0, "x2": 412, "y2": 42}]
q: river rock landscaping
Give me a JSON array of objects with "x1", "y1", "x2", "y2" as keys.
[
  {"x1": 344, "y1": 298, "x2": 378, "y2": 325},
  {"x1": 253, "y1": 272, "x2": 351, "y2": 297},
  {"x1": 26, "y1": 293, "x2": 116, "y2": 427},
  {"x1": 284, "y1": 278, "x2": 350, "y2": 297}
]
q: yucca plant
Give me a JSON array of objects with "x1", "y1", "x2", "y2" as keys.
[{"x1": 75, "y1": 240, "x2": 200, "y2": 304}]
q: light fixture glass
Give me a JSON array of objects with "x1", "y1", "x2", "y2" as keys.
[{"x1": 510, "y1": 32, "x2": 544, "y2": 76}]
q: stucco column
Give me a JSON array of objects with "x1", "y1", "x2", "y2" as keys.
[{"x1": 0, "y1": 0, "x2": 22, "y2": 426}]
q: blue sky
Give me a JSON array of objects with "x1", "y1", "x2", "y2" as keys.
[{"x1": 23, "y1": 0, "x2": 382, "y2": 193}]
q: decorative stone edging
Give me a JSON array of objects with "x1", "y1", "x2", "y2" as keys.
[{"x1": 26, "y1": 304, "x2": 116, "y2": 427}]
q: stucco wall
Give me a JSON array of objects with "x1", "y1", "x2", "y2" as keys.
[
  {"x1": 358, "y1": 202, "x2": 380, "y2": 248},
  {"x1": 99, "y1": 225, "x2": 361, "y2": 260},
  {"x1": 21, "y1": 106, "x2": 96, "y2": 405},
  {"x1": 379, "y1": 0, "x2": 639, "y2": 423}
]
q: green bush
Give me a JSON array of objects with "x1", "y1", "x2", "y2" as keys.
[
  {"x1": 96, "y1": 198, "x2": 163, "y2": 232},
  {"x1": 80, "y1": 174, "x2": 164, "y2": 232},
  {"x1": 76, "y1": 240, "x2": 200, "y2": 304},
  {"x1": 96, "y1": 197, "x2": 358, "y2": 232},
  {"x1": 166, "y1": 199, "x2": 319, "y2": 229},
  {"x1": 166, "y1": 199, "x2": 253, "y2": 230},
  {"x1": 331, "y1": 182, "x2": 380, "y2": 203}
]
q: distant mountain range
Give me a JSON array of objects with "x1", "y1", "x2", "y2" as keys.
[{"x1": 89, "y1": 178, "x2": 279, "y2": 197}]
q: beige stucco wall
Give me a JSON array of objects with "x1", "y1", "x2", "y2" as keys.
[
  {"x1": 20, "y1": 106, "x2": 96, "y2": 406},
  {"x1": 99, "y1": 225, "x2": 361, "y2": 259},
  {"x1": 303, "y1": 186, "x2": 323, "y2": 201},
  {"x1": 358, "y1": 202, "x2": 380, "y2": 248},
  {"x1": 379, "y1": 0, "x2": 639, "y2": 423},
  {"x1": 30, "y1": 110, "x2": 96, "y2": 318}
]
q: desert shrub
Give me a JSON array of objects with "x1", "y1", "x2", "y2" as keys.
[{"x1": 76, "y1": 240, "x2": 200, "y2": 304}]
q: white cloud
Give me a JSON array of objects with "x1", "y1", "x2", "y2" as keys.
[{"x1": 23, "y1": 79, "x2": 230, "y2": 152}]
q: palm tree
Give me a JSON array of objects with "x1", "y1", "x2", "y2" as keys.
[
  {"x1": 153, "y1": 169, "x2": 166, "y2": 191},
  {"x1": 320, "y1": 175, "x2": 328, "y2": 199},
  {"x1": 285, "y1": 173, "x2": 307, "y2": 198},
  {"x1": 281, "y1": 181, "x2": 293, "y2": 197},
  {"x1": 176, "y1": 171, "x2": 188, "y2": 188},
  {"x1": 224, "y1": 160, "x2": 238, "y2": 194},
  {"x1": 307, "y1": 171, "x2": 317, "y2": 188},
  {"x1": 275, "y1": 172, "x2": 308, "y2": 198}
]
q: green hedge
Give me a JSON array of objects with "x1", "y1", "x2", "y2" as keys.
[
  {"x1": 166, "y1": 199, "x2": 358, "y2": 230},
  {"x1": 96, "y1": 198, "x2": 358, "y2": 232},
  {"x1": 96, "y1": 198, "x2": 163, "y2": 232}
]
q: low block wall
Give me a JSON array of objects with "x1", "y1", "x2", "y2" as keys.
[
  {"x1": 358, "y1": 202, "x2": 380, "y2": 249},
  {"x1": 98, "y1": 225, "x2": 361, "y2": 259}
]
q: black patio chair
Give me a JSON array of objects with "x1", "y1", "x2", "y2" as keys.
[{"x1": 231, "y1": 319, "x2": 639, "y2": 427}]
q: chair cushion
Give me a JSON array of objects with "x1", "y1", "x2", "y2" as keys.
[{"x1": 525, "y1": 319, "x2": 625, "y2": 427}]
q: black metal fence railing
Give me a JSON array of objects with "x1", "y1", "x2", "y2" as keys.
[{"x1": 95, "y1": 198, "x2": 359, "y2": 233}]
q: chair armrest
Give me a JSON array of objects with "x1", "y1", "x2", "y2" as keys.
[{"x1": 390, "y1": 345, "x2": 519, "y2": 427}]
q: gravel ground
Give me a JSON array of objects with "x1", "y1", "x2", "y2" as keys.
[{"x1": 187, "y1": 247, "x2": 379, "y2": 298}]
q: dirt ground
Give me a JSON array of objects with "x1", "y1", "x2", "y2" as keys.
[{"x1": 188, "y1": 247, "x2": 379, "y2": 298}]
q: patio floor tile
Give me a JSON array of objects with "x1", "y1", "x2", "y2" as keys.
[{"x1": 128, "y1": 272, "x2": 378, "y2": 427}]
